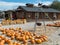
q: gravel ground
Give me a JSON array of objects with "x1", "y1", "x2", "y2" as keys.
[{"x1": 0, "y1": 20, "x2": 60, "y2": 45}]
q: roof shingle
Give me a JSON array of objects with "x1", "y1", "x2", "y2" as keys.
[{"x1": 20, "y1": 6, "x2": 60, "y2": 13}]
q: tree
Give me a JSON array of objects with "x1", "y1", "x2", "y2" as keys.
[{"x1": 50, "y1": 0, "x2": 60, "y2": 10}]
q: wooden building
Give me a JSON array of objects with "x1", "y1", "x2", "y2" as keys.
[{"x1": 4, "y1": 4, "x2": 60, "y2": 20}]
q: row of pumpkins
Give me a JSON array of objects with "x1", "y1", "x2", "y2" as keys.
[
  {"x1": 1, "y1": 19, "x2": 26, "y2": 25},
  {"x1": 46, "y1": 22, "x2": 60, "y2": 27},
  {"x1": 0, "y1": 27, "x2": 48, "y2": 45}
]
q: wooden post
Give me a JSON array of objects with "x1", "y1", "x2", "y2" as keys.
[
  {"x1": 2, "y1": 12, "x2": 5, "y2": 19},
  {"x1": 10, "y1": 12, "x2": 12, "y2": 20},
  {"x1": 34, "y1": 12, "x2": 38, "y2": 32},
  {"x1": 54, "y1": 13, "x2": 57, "y2": 20},
  {"x1": 41, "y1": 12, "x2": 46, "y2": 33}
]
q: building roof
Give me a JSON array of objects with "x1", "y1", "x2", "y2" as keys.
[{"x1": 19, "y1": 6, "x2": 60, "y2": 13}]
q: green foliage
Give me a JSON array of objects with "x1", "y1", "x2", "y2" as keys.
[{"x1": 50, "y1": 0, "x2": 60, "y2": 10}]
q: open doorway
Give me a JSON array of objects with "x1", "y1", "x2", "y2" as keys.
[
  {"x1": 5, "y1": 14, "x2": 9, "y2": 20},
  {"x1": 12, "y1": 14, "x2": 17, "y2": 20}
]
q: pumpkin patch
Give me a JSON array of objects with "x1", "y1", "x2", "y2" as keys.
[{"x1": 0, "y1": 27, "x2": 48, "y2": 45}]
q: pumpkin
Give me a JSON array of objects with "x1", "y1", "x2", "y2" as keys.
[
  {"x1": 5, "y1": 39, "x2": 11, "y2": 43},
  {"x1": 35, "y1": 36, "x2": 40, "y2": 39},
  {"x1": 40, "y1": 38, "x2": 44, "y2": 42},
  {"x1": 25, "y1": 35, "x2": 29, "y2": 40},
  {"x1": 13, "y1": 42, "x2": 21, "y2": 45},
  {"x1": 0, "y1": 36, "x2": 5, "y2": 40},
  {"x1": 33, "y1": 33, "x2": 36, "y2": 36},
  {"x1": 1, "y1": 29, "x2": 5, "y2": 32},
  {"x1": 0, "y1": 38, "x2": 2, "y2": 41},
  {"x1": 8, "y1": 42, "x2": 13, "y2": 45},
  {"x1": 21, "y1": 34, "x2": 24, "y2": 37},
  {"x1": 22, "y1": 37, "x2": 27, "y2": 43},
  {"x1": 26, "y1": 31, "x2": 30, "y2": 36},
  {"x1": 35, "y1": 39, "x2": 42, "y2": 44},
  {"x1": 23, "y1": 43, "x2": 27, "y2": 45},
  {"x1": 29, "y1": 36, "x2": 32, "y2": 39},
  {"x1": 16, "y1": 36, "x2": 23, "y2": 41},
  {"x1": 11, "y1": 36, "x2": 15, "y2": 40},
  {"x1": 16, "y1": 43, "x2": 21, "y2": 45},
  {"x1": 11, "y1": 32, "x2": 15, "y2": 36},
  {"x1": 41, "y1": 35, "x2": 48, "y2": 39},
  {"x1": 2, "y1": 31, "x2": 6, "y2": 34},
  {"x1": 30, "y1": 39, "x2": 35, "y2": 44},
  {"x1": 44, "y1": 35, "x2": 48, "y2": 38},
  {"x1": 0, "y1": 40, "x2": 5, "y2": 45},
  {"x1": 15, "y1": 32, "x2": 19, "y2": 37},
  {"x1": 23, "y1": 40, "x2": 27, "y2": 44},
  {"x1": 30, "y1": 33, "x2": 34, "y2": 37},
  {"x1": 43, "y1": 37, "x2": 48, "y2": 41},
  {"x1": 6, "y1": 33, "x2": 11, "y2": 37}
]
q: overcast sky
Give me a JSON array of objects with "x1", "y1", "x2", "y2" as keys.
[{"x1": 0, "y1": 0, "x2": 56, "y2": 10}]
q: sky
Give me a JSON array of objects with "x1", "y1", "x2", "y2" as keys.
[{"x1": 0, "y1": 0, "x2": 56, "y2": 11}]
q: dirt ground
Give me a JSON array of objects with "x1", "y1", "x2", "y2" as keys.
[
  {"x1": 33, "y1": 26, "x2": 60, "y2": 45},
  {"x1": 0, "y1": 20, "x2": 60, "y2": 45}
]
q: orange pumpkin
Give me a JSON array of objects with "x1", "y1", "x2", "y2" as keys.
[
  {"x1": 5, "y1": 39, "x2": 11, "y2": 43},
  {"x1": 19, "y1": 30, "x2": 22, "y2": 33},
  {"x1": 35, "y1": 36, "x2": 40, "y2": 39},
  {"x1": 8, "y1": 42, "x2": 13, "y2": 45},
  {"x1": 29, "y1": 36, "x2": 32, "y2": 39},
  {"x1": 40, "y1": 38, "x2": 44, "y2": 42},
  {"x1": 15, "y1": 32, "x2": 19, "y2": 37},
  {"x1": 43, "y1": 37, "x2": 48, "y2": 41},
  {"x1": 35, "y1": 39, "x2": 42, "y2": 44},
  {"x1": 33, "y1": 33, "x2": 36, "y2": 36},
  {"x1": 23, "y1": 43, "x2": 27, "y2": 45},
  {"x1": 25, "y1": 35, "x2": 29, "y2": 40},
  {"x1": 13, "y1": 42, "x2": 20, "y2": 45},
  {"x1": 16, "y1": 43, "x2": 21, "y2": 45},
  {"x1": 2, "y1": 31, "x2": 6, "y2": 34},
  {"x1": 22, "y1": 37, "x2": 27, "y2": 43},
  {"x1": 16, "y1": 36, "x2": 23, "y2": 41},
  {"x1": 30, "y1": 39, "x2": 35, "y2": 44},
  {"x1": 41, "y1": 35, "x2": 48, "y2": 38},
  {"x1": 0, "y1": 38, "x2": 2, "y2": 41},
  {"x1": 0, "y1": 40, "x2": 5, "y2": 45},
  {"x1": 11, "y1": 36, "x2": 15, "y2": 40},
  {"x1": 23, "y1": 40, "x2": 27, "y2": 44},
  {"x1": 0, "y1": 36, "x2": 5, "y2": 40},
  {"x1": 6, "y1": 33, "x2": 11, "y2": 37},
  {"x1": 13, "y1": 42, "x2": 17, "y2": 45},
  {"x1": 21, "y1": 34, "x2": 25, "y2": 37},
  {"x1": 26, "y1": 31, "x2": 30, "y2": 36}
]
